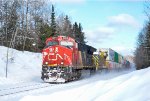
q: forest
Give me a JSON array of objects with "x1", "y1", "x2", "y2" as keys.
[
  {"x1": 0, "y1": 0, "x2": 86, "y2": 52},
  {"x1": 135, "y1": 2, "x2": 150, "y2": 70}
]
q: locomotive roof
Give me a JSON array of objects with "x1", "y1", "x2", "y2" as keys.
[
  {"x1": 46, "y1": 36, "x2": 75, "y2": 43},
  {"x1": 45, "y1": 36, "x2": 97, "y2": 52}
]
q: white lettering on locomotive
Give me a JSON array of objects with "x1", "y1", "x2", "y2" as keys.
[
  {"x1": 48, "y1": 53, "x2": 63, "y2": 61},
  {"x1": 49, "y1": 48, "x2": 53, "y2": 52},
  {"x1": 55, "y1": 47, "x2": 58, "y2": 53}
]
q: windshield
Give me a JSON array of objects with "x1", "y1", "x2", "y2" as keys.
[
  {"x1": 44, "y1": 41, "x2": 58, "y2": 48},
  {"x1": 47, "y1": 41, "x2": 58, "y2": 46},
  {"x1": 60, "y1": 41, "x2": 73, "y2": 47}
]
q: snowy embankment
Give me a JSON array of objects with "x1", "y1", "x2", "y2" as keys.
[
  {"x1": 0, "y1": 46, "x2": 42, "y2": 84},
  {"x1": 0, "y1": 46, "x2": 150, "y2": 101}
]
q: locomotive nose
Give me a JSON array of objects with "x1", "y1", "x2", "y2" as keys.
[{"x1": 43, "y1": 51, "x2": 48, "y2": 56}]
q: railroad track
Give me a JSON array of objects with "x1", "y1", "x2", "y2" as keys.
[
  {"x1": 0, "y1": 72, "x2": 87, "y2": 97},
  {"x1": 0, "y1": 83, "x2": 54, "y2": 97}
]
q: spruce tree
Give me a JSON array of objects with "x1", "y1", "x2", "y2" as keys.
[
  {"x1": 38, "y1": 19, "x2": 52, "y2": 49},
  {"x1": 51, "y1": 5, "x2": 56, "y2": 37},
  {"x1": 78, "y1": 23, "x2": 86, "y2": 44},
  {"x1": 73, "y1": 22, "x2": 79, "y2": 42},
  {"x1": 72, "y1": 22, "x2": 86, "y2": 43}
]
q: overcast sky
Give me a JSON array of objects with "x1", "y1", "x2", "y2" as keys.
[{"x1": 50, "y1": 0, "x2": 147, "y2": 56}]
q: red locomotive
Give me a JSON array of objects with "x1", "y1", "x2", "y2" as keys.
[{"x1": 41, "y1": 36, "x2": 96, "y2": 83}]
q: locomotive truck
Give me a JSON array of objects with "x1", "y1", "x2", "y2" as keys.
[{"x1": 41, "y1": 36, "x2": 130, "y2": 83}]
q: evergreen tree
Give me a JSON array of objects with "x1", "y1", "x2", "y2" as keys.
[
  {"x1": 38, "y1": 19, "x2": 52, "y2": 49},
  {"x1": 73, "y1": 22, "x2": 79, "y2": 41},
  {"x1": 50, "y1": 5, "x2": 56, "y2": 37},
  {"x1": 78, "y1": 23, "x2": 86, "y2": 44},
  {"x1": 72, "y1": 22, "x2": 86, "y2": 43}
]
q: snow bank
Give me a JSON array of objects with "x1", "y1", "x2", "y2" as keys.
[{"x1": 0, "y1": 46, "x2": 42, "y2": 84}]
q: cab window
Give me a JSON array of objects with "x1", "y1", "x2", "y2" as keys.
[
  {"x1": 47, "y1": 41, "x2": 58, "y2": 46},
  {"x1": 44, "y1": 41, "x2": 58, "y2": 48},
  {"x1": 60, "y1": 41, "x2": 73, "y2": 48}
]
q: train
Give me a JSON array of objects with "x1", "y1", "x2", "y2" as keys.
[{"x1": 41, "y1": 36, "x2": 130, "y2": 83}]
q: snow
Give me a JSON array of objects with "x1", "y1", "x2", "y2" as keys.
[
  {"x1": 0, "y1": 46, "x2": 42, "y2": 83},
  {"x1": 0, "y1": 46, "x2": 150, "y2": 101}
]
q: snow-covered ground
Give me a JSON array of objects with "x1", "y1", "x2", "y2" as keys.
[
  {"x1": 0, "y1": 46, "x2": 42, "y2": 83},
  {"x1": 0, "y1": 46, "x2": 150, "y2": 101}
]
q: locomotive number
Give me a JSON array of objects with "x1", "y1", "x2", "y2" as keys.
[
  {"x1": 50, "y1": 48, "x2": 53, "y2": 52},
  {"x1": 55, "y1": 47, "x2": 58, "y2": 53}
]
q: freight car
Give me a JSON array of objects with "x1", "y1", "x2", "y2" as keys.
[
  {"x1": 92, "y1": 48, "x2": 130, "y2": 70},
  {"x1": 41, "y1": 36, "x2": 96, "y2": 83}
]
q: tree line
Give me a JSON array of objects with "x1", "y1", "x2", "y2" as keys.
[
  {"x1": 0, "y1": 0, "x2": 86, "y2": 52},
  {"x1": 135, "y1": 3, "x2": 150, "y2": 70}
]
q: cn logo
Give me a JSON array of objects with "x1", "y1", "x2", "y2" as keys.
[{"x1": 48, "y1": 53, "x2": 63, "y2": 61}]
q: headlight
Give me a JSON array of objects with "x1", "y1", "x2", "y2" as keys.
[
  {"x1": 45, "y1": 62, "x2": 48, "y2": 65},
  {"x1": 61, "y1": 62, "x2": 64, "y2": 65}
]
